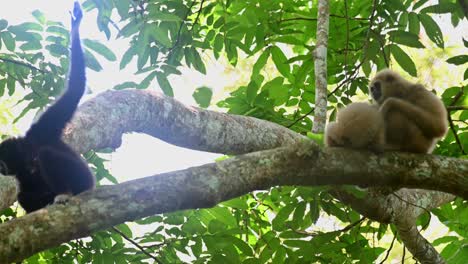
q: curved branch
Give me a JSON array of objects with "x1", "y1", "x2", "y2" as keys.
[
  {"x1": 63, "y1": 90, "x2": 303, "y2": 155},
  {"x1": 396, "y1": 221, "x2": 446, "y2": 264}
]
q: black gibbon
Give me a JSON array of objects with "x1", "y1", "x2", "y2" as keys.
[
  {"x1": 0, "y1": 2, "x2": 95, "y2": 213},
  {"x1": 325, "y1": 102, "x2": 385, "y2": 153},
  {"x1": 370, "y1": 69, "x2": 448, "y2": 153}
]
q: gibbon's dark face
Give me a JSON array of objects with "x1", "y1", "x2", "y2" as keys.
[
  {"x1": 369, "y1": 69, "x2": 405, "y2": 105},
  {"x1": 370, "y1": 81, "x2": 382, "y2": 102}
]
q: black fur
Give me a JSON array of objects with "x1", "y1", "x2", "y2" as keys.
[{"x1": 0, "y1": 2, "x2": 95, "y2": 213}]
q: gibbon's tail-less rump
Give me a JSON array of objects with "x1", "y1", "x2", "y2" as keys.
[
  {"x1": 0, "y1": 2, "x2": 95, "y2": 213},
  {"x1": 370, "y1": 69, "x2": 448, "y2": 153},
  {"x1": 325, "y1": 102, "x2": 385, "y2": 153}
]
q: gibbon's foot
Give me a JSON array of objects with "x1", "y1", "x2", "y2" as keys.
[{"x1": 54, "y1": 193, "x2": 73, "y2": 205}]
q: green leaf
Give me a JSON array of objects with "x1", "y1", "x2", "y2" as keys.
[
  {"x1": 137, "y1": 46, "x2": 150, "y2": 70},
  {"x1": 246, "y1": 81, "x2": 259, "y2": 104},
  {"x1": 6, "y1": 77, "x2": 15, "y2": 95},
  {"x1": 418, "y1": 13, "x2": 444, "y2": 48},
  {"x1": 20, "y1": 41, "x2": 42, "y2": 51},
  {"x1": 148, "y1": 26, "x2": 172, "y2": 47},
  {"x1": 138, "y1": 71, "x2": 158, "y2": 89},
  {"x1": 113, "y1": 0, "x2": 130, "y2": 19},
  {"x1": 413, "y1": 0, "x2": 430, "y2": 10},
  {"x1": 207, "y1": 207, "x2": 237, "y2": 227},
  {"x1": 271, "y1": 46, "x2": 290, "y2": 77},
  {"x1": 272, "y1": 203, "x2": 295, "y2": 231},
  {"x1": 309, "y1": 199, "x2": 320, "y2": 224},
  {"x1": 114, "y1": 81, "x2": 137, "y2": 90},
  {"x1": 389, "y1": 44, "x2": 417, "y2": 77},
  {"x1": 388, "y1": 30, "x2": 424, "y2": 48},
  {"x1": 46, "y1": 44, "x2": 68, "y2": 56},
  {"x1": 0, "y1": 19, "x2": 8, "y2": 31},
  {"x1": 46, "y1": 25, "x2": 69, "y2": 37},
  {"x1": 84, "y1": 50, "x2": 103, "y2": 71},
  {"x1": 294, "y1": 58, "x2": 313, "y2": 87},
  {"x1": 156, "y1": 73, "x2": 174, "y2": 96},
  {"x1": 252, "y1": 48, "x2": 270, "y2": 76},
  {"x1": 192, "y1": 86, "x2": 213, "y2": 108},
  {"x1": 190, "y1": 47, "x2": 206, "y2": 74},
  {"x1": 32, "y1": 10, "x2": 46, "y2": 24},
  {"x1": 150, "y1": 11, "x2": 182, "y2": 22},
  {"x1": 433, "y1": 236, "x2": 459, "y2": 246},
  {"x1": 120, "y1": 46, "x2": 136, "y2": 70},
  {"x1": 291, "y1": 202, "x2": 307, "y2": 228},
  {"x1": 10, "y1": 22, "x2": 43, "y2": 32},
  {"x1": 408, "y1": 12, "x2": 420, "y2": 34},
  {"x1": 83, "y1": 39, "x2": 117, "y2": 61},
  {"x1": 221, "y1": 197, "x2": 248, "y2": 210},
  {"x1": 446, "y1": 55, "x2": 468, "y2": 65},
  {"x1": 214, "y1": 34, "x2": 224, "y2": 53},
  {"x1": 421, "y1": 3, "x2": 458, "y2": 14},
  {"x1": 1, "y1": 32, "x2": 15, "y2": 51},
  {"x1": 182, "y1": 217, "x2": 206, "y2": 235}
]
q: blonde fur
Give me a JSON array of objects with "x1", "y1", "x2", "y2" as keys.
[
  {"x1": 325, "y1": 102, "x2": 385, "y2": 152},
  {"x1": 370, "y1": 69, "x2": 448, "y2": 153}
]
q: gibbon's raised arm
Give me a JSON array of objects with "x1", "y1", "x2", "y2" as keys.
[
  {"x1": 0, "y1": 1, "x2": 95, "y2": 213},
  {"x1": 26, "y1": 1, "x2": 85, "y2": 143}
]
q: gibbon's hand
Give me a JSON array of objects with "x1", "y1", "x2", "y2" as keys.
[
  {"x1": 379, "y1": 97, "x2": 400, "y2": 116},
  {"x1": 70, "y1": 1, "x2": 83, "y2": 27}
]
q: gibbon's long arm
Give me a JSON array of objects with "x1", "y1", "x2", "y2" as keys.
[
  {"x1": 26, "y1": 2, "x2": 85, "y2": 143},
  {"x1": 380, "y1": 98, "x2": 447, "y2": 138}
]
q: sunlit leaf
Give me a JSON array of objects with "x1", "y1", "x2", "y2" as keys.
[{"x1": 389, "y1": 44, "x2": 417, "y2": 77}]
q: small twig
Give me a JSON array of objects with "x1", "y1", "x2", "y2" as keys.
[
  {"x1": 450, "y1": 90, "x2": 464, "y2": 106},
  {"x1": 448, "y1": 89, "x2": 466, "y2": 154},
  {"x1": 111, "y1": 226, "x2": 163, "y2": 264},
  {"x1": 168, "y1": 0, "x2": 197, "y2": 54},
  {"x1": 371, "y1": 29, "x2": 390, "y2": 67},
  {"x1": 280, "y1": 14, "x2": 370, "y2": 23},
  {"x1": 402, "y1": 245, "x2": 406, "y2": 263},
  {"x1": 391, "y1": 192, "x2": 432, "y2": 230},
  {"x1": 446, "y1": 105, "x2": 468, "y2": 111},
  {"x1": 0, "y1": 57, "x2": 47, "y2": 74},
  {"x1": 379, "y1": 233, "x2": 397, "y2": 264},
  {"x1": 190, "y1": 0, "x2": 206, "y2": 31},
  {"x1": 448, "y1": 113, "x2": 466, "y2": 154}
]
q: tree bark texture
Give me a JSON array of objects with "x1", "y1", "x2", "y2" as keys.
[{"x1": 312, "y1": 0, "x2": 329, "y2": 133}]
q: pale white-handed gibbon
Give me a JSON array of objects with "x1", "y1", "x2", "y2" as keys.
[
  {"x1": 370, "y1": 69, "x2": 448, "y2": 153},
  {"x1": 0, "y1": 2, "x2": 95, "y2": 213},
  {"x1": 325, "y1": 102, "x2": 385, "y2": 153}
]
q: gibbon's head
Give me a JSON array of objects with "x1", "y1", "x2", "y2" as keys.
[
  {"x1": 369, "y1": 69, "x2": 412, "y2": 104},
  {"x1": 0, "y1": 138, "x2": 22, "y2": 175}
]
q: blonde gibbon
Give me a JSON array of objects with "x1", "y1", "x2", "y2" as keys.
[
  {"x1": 370, "y1": 69, "x2": 448, "y2": 153},
  {"x1": 325, "y1": 102, "x2": 385, "y2": 152}
]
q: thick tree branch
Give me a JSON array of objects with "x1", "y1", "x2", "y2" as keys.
[
  {"x1": 0, "y1": 176, "x2": 17, "y2": 211},
  {"x1": 0, "y1": 140, "x2": 467, "y2": 262},
  {"x1": 63, "y1": 90, "x2": 303, "y2": 155}
]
